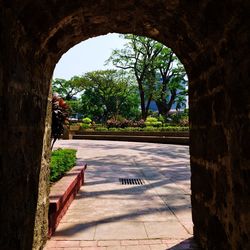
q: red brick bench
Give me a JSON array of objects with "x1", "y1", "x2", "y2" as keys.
[{"x1": 48, "y1": 163, "x2": 87, "y2": 237}]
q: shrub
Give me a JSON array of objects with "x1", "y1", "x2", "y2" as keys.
[
  {"x1": 146, "y1": 117, "x2": 158, "y2": 123},
  {"x1": 143, "y1": 126, "x2": 157, "y2": 131},
  {"x1": 81, "y1": 123, "x2": 91, "y2": 129},
  {"x1": 158, "y1": 115, "x2": 165, "y2": 123},
  {"x1": 107, "y1": 117, "x2": 130, "y2": 128},
  {"x1": 95, "y1": 126, "x2": 108, "y2": 131},
  {"x1": 81, "y1": 117, "x2": 93, "y2": 129},
  {"x1": 50, "y1": 148, "x2": 77, "y2": 183},
  {"x1": 179, "y1": 117, "x2": 189, "y2": 126},
  {"x1": 108, "y1": 127, "x2": 120, "y2": 131},
  {"x1": 132, "y1": 119, "x2": 145, "y2": 128},
  {"x1": 51, "y1": 94, "x2": 69, "y2": 148},
  {"x1": 169, "y1": 111, "x2": 189, "y2": 126},
  {"x1": 161, "y1": 126, "x2": 189, "y2": 132},
  {"x1": 123, "y1": 127, "x2": 143, "y2": 132},
  {"x1": 82, "y1": 117, "x2": 92, "y2": 124},
  {"x1": 106, "y1": 118, "x2": 119, "y2": 128},
  {"x1": 145, "y1": 116, "x2": 162, "y2": 127},
  {"x1": 144, "y1": 121, "x2": 162, "y2": 127},
  {"x1": 107, "y1": 117, "x2": 145, "y2": 129}
]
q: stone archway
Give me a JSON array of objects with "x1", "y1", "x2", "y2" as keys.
[{"x1": 0, "y1": 1, "x2": 249, "y2": 250}]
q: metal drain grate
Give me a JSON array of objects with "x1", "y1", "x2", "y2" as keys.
[{"x1": 119, "y1": 178, "x2": 145, "y2": 185}]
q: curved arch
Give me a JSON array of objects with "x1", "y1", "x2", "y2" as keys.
[{"x1": 18, "y1": 0, "x2": 199, "y2": 77}]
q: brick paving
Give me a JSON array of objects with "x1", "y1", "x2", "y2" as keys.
[{"x1": 45, "y1": 140, "x2": 199, "y2": 250}]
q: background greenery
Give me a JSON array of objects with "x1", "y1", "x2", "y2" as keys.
[
  {"x1": 52, "y1": 34, "x2": 188, "y2": 124},
  {"x1": 50, "y1": 148, "x2": 77, "y2": 183}
]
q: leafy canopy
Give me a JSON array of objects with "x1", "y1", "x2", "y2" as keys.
[
  {"x1": 107, "y1": 34, "x2": 188, "y2": 118},
  {"x1": 52, "y1": 76, "x2": 86, "y2": 100}
]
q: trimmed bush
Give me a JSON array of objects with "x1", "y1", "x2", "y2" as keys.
[
  {"x1": 145, "y1": 116, "x2": 162, "y2": 127},
  {"x1": 50, "y1": 148, "x2": 77, "y2": 183},
  {"x1": 169, "y1": 111, "x2": 189, "y2": 126},
  {"x1": 81, "y1": 123, "x2": 91, "y2": 129},
  {"x1": 81, "y1": 117, "x2": 92, "y2": 129},
  {"x1": 161, "y1": 126, "x2": 189, "y2": 131},
  {"x1": 86, "y1": 126, "x2": 189, "y2": 132},
  {"x1": 95, "y1": 126, "x2": 108, "y2": 131},
  {"x1": 143, "y1": 126, "x2": 157, "y2": 131},
  {"x1": 82, "y1": 117, "x2": 92, "y2": 124},
  {"x1": 146, "y1": 117, "x2": 158, "y2": 123}
]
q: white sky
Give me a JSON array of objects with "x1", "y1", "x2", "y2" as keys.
[{"x1": 53, "y1": 33, "x2": 126, "y2": 80}]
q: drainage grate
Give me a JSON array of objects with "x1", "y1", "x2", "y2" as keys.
[{"x1": 119, "y1": 178, "x2": 145, "y2": 185}]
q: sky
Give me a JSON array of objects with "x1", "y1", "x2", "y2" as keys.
[{"x1": 53, "y1": 33, "x2": 126, "y2": 80}]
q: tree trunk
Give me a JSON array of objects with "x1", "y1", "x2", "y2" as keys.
[
  {"x1": 138, "y1": 81, "x2": 147, "y2": 120},
  {"x1": 156, "y1": 90, "x2": 176, "y2": 117},
  {"x1": 156, "y1": 101, "x2": 169, "y2": 116}
]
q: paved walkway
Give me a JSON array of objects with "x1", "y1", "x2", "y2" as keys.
[{"x1": 45, "y1": 140, "x2": 198, "y2": 250}]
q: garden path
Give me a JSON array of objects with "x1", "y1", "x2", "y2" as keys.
[{"x1": 45, "y1": 140, "x2": 199, "y2": 250}]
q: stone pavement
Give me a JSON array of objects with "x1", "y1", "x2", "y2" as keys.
[{"x1": 45, "y1": 140, "x2": 199, "y2": 250}]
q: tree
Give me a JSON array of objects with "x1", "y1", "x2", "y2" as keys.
[
  {"x1": 66, "y1": 99, "x2": 83, "y2": 119},
  {"x1": 153, "y1": 49, "x2": 187, "y2": 116},
  {"x1": 107, "y1": 35, "x2": 162, "y2": 119},
  {"x1": 107, "y1": 34, "x2": 187, "y2": 119},
  {"x1": 52, "y1": 76, "x2": 86, "y2": 100},
  {"x1": 79, "y1": 70, "x2": 140, "y2": 122}
]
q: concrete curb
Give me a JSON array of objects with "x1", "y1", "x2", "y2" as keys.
[
  {"x1": 48, "y1": 164, "x2": 87, "y2": 237},
  {"x1": 73, "y1": 132, "x2": 189, "y2": 145}
]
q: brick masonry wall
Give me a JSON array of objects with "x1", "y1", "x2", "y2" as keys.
[{"x1": 0, "y1": 1, "x2": 249, "y2": 249}]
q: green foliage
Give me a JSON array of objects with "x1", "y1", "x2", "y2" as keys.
[
  {"x1": 107, "y1": 34, "x2": 188, "y2": 118},
  {"x1": 122, "y1": 127, "x2": 143, "y2": 132},
  {"x1": 81, "y1": 123, "x2": 91, "y2": 129},
  {"x1": 95, "y1": 126, "x2": 108, "y2": 131},
  {"x1": 169, "y1": 111, "x2": 189, "y2": 126},
  {"x1": 144, "y1": 116, "x2": 162, "y2": 127},
  {"x1": 145, "y1": 117, "x2": 158, "y2": 123},
  {"x1": 161, "y1": 126, "x2": 189, "y2": 131},
  {"x1": 80, "y1": 117, "x2": 94, "y2": 129},
  {"x1": 79, "y1": 70, "x2": 140, "y2": 122},
  {"x1": 50, "y1": 149, "x2": 77, "y2": 183},
  {"x1": 108, "y1": 127, "x2": 120, "y2": 132},
  {"x1": 82, "y1": 117, "x2": 92, "y2": 124},
  {"x1": 52, "y1": 76, "x2": 86, "y2": 100},
  {"x1": 158, "y1": 115, "x2": 165, "y2": 123},
  {"x1": 143, "y1": 126, "x2": 157, "y2": 131},
  {"x1": 66, "y1": 99, "x2": 82, "y2": 117},
  {"x1": 81, "y1": 125, "x2": 189, "y2": 132}
]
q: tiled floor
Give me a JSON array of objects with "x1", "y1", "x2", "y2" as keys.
[{"x1": 45, "y1": 140, "x2": 199, "y2": 250}]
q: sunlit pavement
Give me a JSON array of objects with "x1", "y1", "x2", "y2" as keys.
[{"x1": 45, "y1": 140, "x2": 199, "y2": 250}]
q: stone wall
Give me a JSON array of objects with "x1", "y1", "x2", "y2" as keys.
[
  {"x1": 32, "y1": 86, "x2": 52, "y2": 250},
  {"x1": 0, "y1": 4, "x2": 52, "y2": 249},
  {"x1": 189, "y1": 3, "x2": 250, "y2": 248},
  {"x1": 0, "y1": 1, "x2": 249, "y2": 249}
]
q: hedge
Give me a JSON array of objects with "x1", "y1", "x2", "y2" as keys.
[{"x1": 50, "y1": 148, "x2": 77, "y2": 183}]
